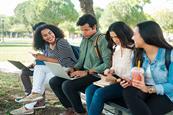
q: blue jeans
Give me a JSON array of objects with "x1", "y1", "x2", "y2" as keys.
[{"x1": 85, "y1": 84, "x2": 123, "y2": 115}]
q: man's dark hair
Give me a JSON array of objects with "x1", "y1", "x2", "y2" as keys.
[
  {"x1": 76, "y1": 14, "x2": 97, "y2": 28},
  {"x1": 32, "y1": 22, "x2": 46, "y2": 31}
]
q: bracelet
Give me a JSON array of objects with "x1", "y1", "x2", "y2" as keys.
[{"x1": 148, "y1": 86, "x2": 156, "y2": 94}]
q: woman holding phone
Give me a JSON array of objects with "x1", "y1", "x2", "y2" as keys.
[{"x1": 85, "y1": 21, "x2": 134, "y2": 115}]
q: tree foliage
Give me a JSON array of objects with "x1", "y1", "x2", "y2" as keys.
[
  {"x1": 14, "y1": 0, "x2": 78, "y2": 30},
  {"x1": 99, "y1": 0, "x2": 150, "y2": 32},
  {"x1": 152, "y1": 9, "x2": 173, "y2": 33}
]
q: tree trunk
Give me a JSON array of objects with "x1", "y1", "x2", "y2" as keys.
[{"x1": 79, "y1": 0, "x2": 95, "y2": 16}]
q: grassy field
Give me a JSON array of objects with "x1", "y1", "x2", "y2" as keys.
[
  {"x1": 0, "y1": 38, "x2": 34, "y2": 63},
  {"x1": 0, "y1": 72, "x2": 65, "y2": 115}
]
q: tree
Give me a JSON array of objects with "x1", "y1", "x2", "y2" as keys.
[
  {"x1": 79, "y1": 0, "x2": 95, "y2": 16},
  {"x1": 94, "y1": 7, "x2": 104, "y2": 21},
  {"x1": 99, "y1": 0, "x2": 150, "y2": 32},
  {"x1": 14, "y1": 0, "x2": 79, "y2": 29},
  {"x1": 152, "y1": 9, "x2": 173, "y2": 33}
]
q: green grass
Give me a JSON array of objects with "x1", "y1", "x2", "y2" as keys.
[
  {"x1": 0, "y1": 72, "x2": 23, "y2": 114},
  {"x1": 0, "y1": 38, "x2": 34, "y2": 63},
  {"x1": 0, "y1": 72, "x2": 64, "y2": 114}
]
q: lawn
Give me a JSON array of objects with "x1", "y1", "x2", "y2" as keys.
[
  {"x1": 0, "y1": 72, "x2": 65, "y2": 115},
  {"x1": 0, "y1": 38, "x2": 34, "y2": 63}
]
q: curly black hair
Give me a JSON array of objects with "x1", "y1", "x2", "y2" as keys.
[{"x1": 33, "y1": 24, "x2": 64, "y2": 50}]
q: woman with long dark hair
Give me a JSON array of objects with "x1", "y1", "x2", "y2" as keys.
[
  {"x1": 85, "y1": 21, "x2": 134, "y2": 115},
  {"x1": 11, "y1": 24, "x2": 77, "y2": 115},
  {"x1": 123, "y1": 21, "x2": 173, "y2": 115}
]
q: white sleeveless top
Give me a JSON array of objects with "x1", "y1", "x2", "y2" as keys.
[{"x1": 110, "y1": 45, "x2": 133, "y2": 78}]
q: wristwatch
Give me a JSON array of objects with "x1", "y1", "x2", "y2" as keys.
[{"x1": 148, "y1": 86, "x2": 156, "y2": 94}]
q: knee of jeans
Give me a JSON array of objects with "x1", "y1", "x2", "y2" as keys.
[
  {"x1": 62, "y1": 80, "x2": 72, "y2": 92},
  {"x1": 49, "y1": 77, "x2": 58, "y2": 88},
  {"x1": 93, "y1": 89, "x2": 104, "y2": 100},
  {"x1": 123, "y1": 86, "x2": 137, "y2": 99},
  {"x1": 85, "y1": 84, "x2": 94, "y2": 96}
]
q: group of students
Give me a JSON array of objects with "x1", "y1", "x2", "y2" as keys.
[{"x1": 10, "y1": 14, "x2": 173, "y2": 115}]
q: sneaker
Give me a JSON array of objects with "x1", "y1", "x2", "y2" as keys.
[
  {"x1": 15, "y1": 95, "x2": 27, "y2": 103},
  {"x1": 18, "y1": 93, "x2": 43, "y2": 104},
  {"x1": 10, "y1": 106, "x2": 34, "y2": 115},
  {"x1": 34, "y1": 99, "x2": 46, "y2": 109}
]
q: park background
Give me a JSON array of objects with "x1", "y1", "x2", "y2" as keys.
[{"x1": 0, "y1": 0, "x2": 173, "y2": 114}]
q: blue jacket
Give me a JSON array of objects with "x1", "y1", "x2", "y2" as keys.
[{"x1": 141, "y1": 48, "x2": 173, "y2": 102}]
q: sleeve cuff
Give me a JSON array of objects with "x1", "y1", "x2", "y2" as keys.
[{"x1": 155, "y1": 84, "x2": 164, "y2": 95}]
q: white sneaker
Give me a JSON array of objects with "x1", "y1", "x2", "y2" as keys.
[
  {"x1": 10, "y1": 106, "x2": 34, "y2": 115},
  {"x1": 18, "y1": 93, "x2": 43, "y2": 104}
]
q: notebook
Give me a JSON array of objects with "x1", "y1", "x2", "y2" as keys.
[
  {"x1": 8, "y1": 60, "x2": 30, "y2": 71},
  {"x1": 44, "y1": 62, "x2": 75, "y2": 80},
  {"x1": 93, "y1": 74, "x2": 112, "y2": 87}
]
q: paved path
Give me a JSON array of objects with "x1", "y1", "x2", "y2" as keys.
[{"x1": 0, "y1": 61, "x2": 21, "y2": 73}]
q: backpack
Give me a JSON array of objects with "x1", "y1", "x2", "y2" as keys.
[
  {"x1": 93, "y1": 34, "x2": 104, "y2": 63},
  {"x1": 165, "y1": 49, "x2": 171, "y2": 70},
  {"x1": 71, "y1": 45, "x2": 80, "y2": 59}
]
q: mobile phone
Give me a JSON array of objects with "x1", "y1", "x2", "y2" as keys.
[{"x1": 112, "y1": 73, "x2": 121, "y2": 79}]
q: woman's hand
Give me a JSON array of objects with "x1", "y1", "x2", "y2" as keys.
[
  {"x1": 104, "y1": 69, "x2": 114, "y2": 75},
  {"x1": 132, "y1": 73, "x2": 148, "y2": 93},
  {"x1": 34, "y1": 54, "x2": 47, "y2": 61},
  {"x1": 104, "y1": 74, "x2": 117, "y2": 83},
  {"x1": 120, "y1": 77, "x2": 131, "y2": 88}
]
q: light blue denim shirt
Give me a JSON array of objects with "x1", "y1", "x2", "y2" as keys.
[{"x1": 141, "y1": 48, "x2": 173, "y2": 102}]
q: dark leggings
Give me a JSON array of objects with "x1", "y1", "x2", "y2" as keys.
[
  {"x1": 123, "y1": 86, "x2": 173, "y2": 115},
  {"x1": 49, "y1": 75, "x2": 100, "y2": 113},
  {"x1": 20, "y1": 68, "x2": 33, "y2": 95}
]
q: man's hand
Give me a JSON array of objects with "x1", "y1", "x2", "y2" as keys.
[
  {"x1": 70, "y1": 70, "x2": 88, "y2": 78},
  {"x1": 67, "y1": 68, "x2": 75, "y2": 76}
]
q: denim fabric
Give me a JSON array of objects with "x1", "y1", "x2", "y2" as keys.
[
  {"x1": 139, "y1": 48, "x2": 173, "y2": 101},
  {"x1": 85, "y1": 84, "x2": 123, "y2": 115}
]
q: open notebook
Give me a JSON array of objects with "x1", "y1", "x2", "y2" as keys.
[
  {"x1": 94, "y1": 79, "x2": 112, "y2": 87},
  {"x1": 93, "y1": 74, "x2": 112, "y2": 87},
  {"x1": 44, "y1": 62, "x2": 75, "y2": 80}
]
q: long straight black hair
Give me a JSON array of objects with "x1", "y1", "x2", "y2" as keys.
[
  {"x1": 133, "y1": 21, "x2": 173, "y2": 66},
  {"x1": 106, "y1": 21, "x2": 134, "y2": 52}
]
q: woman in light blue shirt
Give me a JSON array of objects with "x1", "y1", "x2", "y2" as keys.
[{"x1": 122, "y1": 21, "x2": 173, "y2": 115}]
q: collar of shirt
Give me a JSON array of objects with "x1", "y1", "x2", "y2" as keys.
[
  {"x1": 86, "y1": 31, "x2": 102, "y2": 42},
  {"x1": 143, "y1": 48, "x2": 163, "y2": 65}
]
